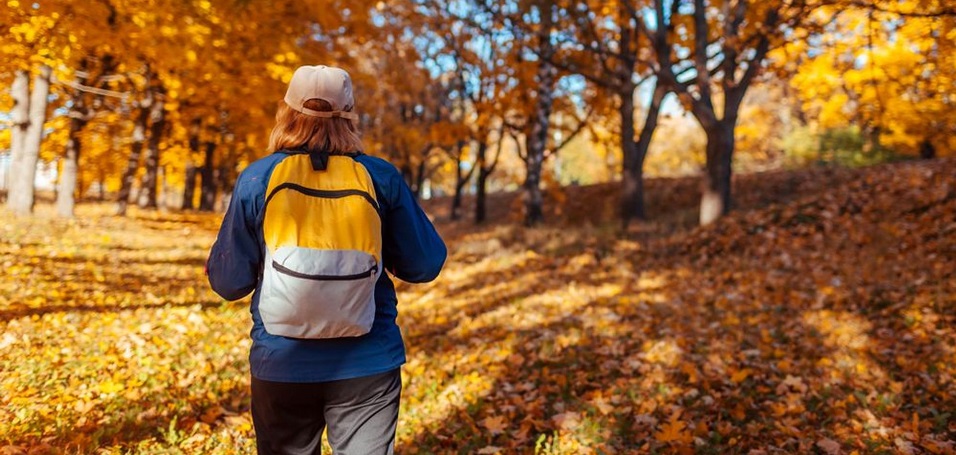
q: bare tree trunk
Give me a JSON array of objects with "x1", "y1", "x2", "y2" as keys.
[
  {"x1": 216, "y1": 157, "x2": 234, "y2": 212},
  {"x1": 919, "y1": 139, "x2": 935, "y2": 160},
  {"x1": 116, "y1": 89, "x2": 154, "y2": 216},
  {"x1": 6, "y1": 70, "x2": 30, "y2": 211},
  {"x1": 619, "y1": 82, "x2": 644, "y2": 227},
  {"x1": 199, "y1": 141, "x2": 217, "y2": 211},
  {"x1": 138, "y1": 88, "x2": 166, "y2": 209},
  {"x1": 523, "y1": 4, "x2": 557, "y2": 227},
  {"x1": 700, "y1": 120, "x2": 735, "y2": 225},
  {"x1": 474, "y1": 142, "x2": 489, "y2": 224},
  {"x1": 182, "y1": 118, "x2": 201, "y2": 210},
  {"x1": 56, "y1": 112, "x2": 87, "y2": 218},
  {"x1": 8, "y1": 65, "x2": 51, "y2": 216},
  {"x1": 182, "y1": 162, "x2": 199, "y2": 210},
  {"x1": 523, "y1": 62, "x2": 555, "y2": 226},
  {"x1": 56, "y1": 60, "x2": 92, "y2": 218},
  {"x1": 623, "y1": 82, "x2": 667, "y2": 229},
  {"x1": 449, "y1": 142, "x2": 472, "y2": 220},
  {"x1": 451, "y1": 157, "x2": 465, "y2": 221}
]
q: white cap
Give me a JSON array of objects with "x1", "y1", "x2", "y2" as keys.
[{"x1": 283, "y1": 65, "x2": 358, "y2": 120}]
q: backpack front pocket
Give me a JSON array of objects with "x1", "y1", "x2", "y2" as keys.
[{"x1": 259, "y1": 246, "x2": 379, "y2": 339}]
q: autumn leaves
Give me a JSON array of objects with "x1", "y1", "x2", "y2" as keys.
[{"x1": 1, "y1": 158, "x2": 955, "y2": 452}]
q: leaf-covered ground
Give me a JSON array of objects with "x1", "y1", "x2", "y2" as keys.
[{"x1": 1, "y1": 159, "x2": 954, "y2": 454}]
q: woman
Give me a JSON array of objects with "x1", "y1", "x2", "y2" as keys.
[{"x1": 207, "y1": 65, "x2": 446, "y2": 454}]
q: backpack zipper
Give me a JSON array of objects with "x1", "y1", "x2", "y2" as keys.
[
  {"x1": 265, "y1": 183, "x2": 379, "y2": 211},
  {"x1": 272, "y1": 261, "x2": 377, "y2": 281}
]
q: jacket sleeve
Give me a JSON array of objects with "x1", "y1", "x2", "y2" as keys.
[
  {"x1": 206, "y1": 177, "x2": 263, "y2": 301},
  {"x1": 381, "y1": 171, "x2": 447, "y2": 283}
]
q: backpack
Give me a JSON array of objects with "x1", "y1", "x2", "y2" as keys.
[{"x1": 258, "y1": 150, "x2": 382, "y2": 339}]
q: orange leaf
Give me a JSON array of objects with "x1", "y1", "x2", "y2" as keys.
[
  {"x1": 655, "y1": 412, "x2": 693, "y2": 444},
  {"x1": 730, "y1": 368, "x2": 752, "y2": 384},
  {"x1": 481, "y1": 415, "x2": 508, "y2": 435},
  {"x1": 200, "y1": 406, "x2": 225, "y2": 424}
]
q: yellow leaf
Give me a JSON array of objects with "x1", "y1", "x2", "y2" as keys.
[{"x1": 97, "y1": 380, "x2": 123, "y2": 395}]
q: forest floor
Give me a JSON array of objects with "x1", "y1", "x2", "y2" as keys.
[{"x1": 1, "y1": 158, "x2": 954, "y2": 454}]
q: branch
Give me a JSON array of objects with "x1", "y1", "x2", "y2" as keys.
[
  {"x1": 692, "y1": 0, "x2": 714, "y2": 107},
  {"x1": 833, "y1": 0, "x2": 956, "y2": 17},
  {"x1": 550, "y1": 104, "x2": 595, "y2": 157},
  {"x1": 54, "y1": 74, "x2": 130, "y2": 99},
  {"x1": 510, "y1": 129, "x2": 527, "y2": 162},
  {"x1": 486, "y1": 122, "x2": 507, "y2": 174}
]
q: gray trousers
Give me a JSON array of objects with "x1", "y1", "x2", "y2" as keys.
[{"x1": 251, "y1": 369, "x2": 401, "y2": 455}]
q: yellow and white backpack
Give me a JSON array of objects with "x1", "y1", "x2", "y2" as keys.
[{"x1": 259, "y1": 152, "x2": 382, "y2": 339}]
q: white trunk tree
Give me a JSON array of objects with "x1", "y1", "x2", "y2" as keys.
[
  {"x1": 6, "y1": 70, "x2": 30, "y2": 209},
  {"x1": 7, "y1": 65, "x2": 51, "y2": 216}
]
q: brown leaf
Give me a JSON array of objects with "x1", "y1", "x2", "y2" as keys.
[
  {"x1": 816, "y1": 438, "x2": 842, "y2": 455},
  {"x1": 481, "y1": 415, "x2": 508, "y2": 435}
]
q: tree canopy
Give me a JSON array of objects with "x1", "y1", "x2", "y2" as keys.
[{"x1": 1, "y1": 0, "x2": 953, "y2": 223}]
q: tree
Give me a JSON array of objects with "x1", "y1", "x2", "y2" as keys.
[
  {"x1": 535, "y1": 0, "x2": 669, "y2": 227},
  {"x1": 3, "y1": 0, "x2": 69, "y2": 215},
  {"x1": 7, "y1": 65, "x2": 52, "y2": 216},
  {"x1": 489, "y1": 0, "x2": 592, "y2": 226},
  {"x1": 640, "y1": 0, "x2": 817, "y2": 225},
  {"x1": 786, "y1": 2, "x2": 956, "y2": 159}
]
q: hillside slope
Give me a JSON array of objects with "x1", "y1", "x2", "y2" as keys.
[
  {"x1": 0, "y1": 159, "x2": 952, "y2": 453},
  {"x1": 399, "y1": 158, "x2": 955, "y2": 453}
]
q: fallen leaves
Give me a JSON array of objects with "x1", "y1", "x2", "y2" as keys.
[{"x1": 1, "y1": 159, "x2": 955, "y2": 453}]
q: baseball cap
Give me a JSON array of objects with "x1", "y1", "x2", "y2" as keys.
[{"x1": 284, "y1": 65, "x2": 358, "y2": 120}]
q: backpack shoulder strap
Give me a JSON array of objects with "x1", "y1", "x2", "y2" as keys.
[{"x1": 275, "y1": 149, "x2": 364, "y2": 171}]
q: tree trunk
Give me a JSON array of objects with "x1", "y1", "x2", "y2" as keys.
[
  {"x1": 199, "y1": 141, "x2": 217, "y2": 211},
  {"x1": 182, "y1": 118, "x2": 201, "y2": 210},
  {"x1": 700, "y1": 120, "x2": 735, "y2": 225},
  {"x1": 619, "y1": 82, "x2": 644, "y2": 227},
  {"x1": 919, "y1": 139, "x2": 935, "y2": 160},
  {"x1": 117, "y1": 89, "x2": 154, "y2": 215},
  {"x1": 56, "y1": 61, "x2": 92, "y2": 218},
  {"x1": 451, "y1": 156, "x2": 465, "y2": 221},
  {"x1": 523, "y1": 7, "x2": 557, "y2": 227},
  {"x1": 182, "y1": 163, "x2": 198, "y2": 210},
  {"x1": 6, "y1": 70, "x2": 30, "y2": 212},
  {"x1": 523, "y1": 145, "x2": 546, "y2": 227},
  {"x1": 623, "y1": 82, "x2": 667, "y2": 229},
  {"x1": 56, "y1": 112, "x2": 87, "y2": 218},
  {"x1": 474, "y1": 142, "x2": 489, "y2": 224},
  {"x1": 8, "y1": 65, "x2": 51, "y2": 216},
  {"x1": 523, "y1": 68, "x2": 555, "y2": 227},
  {"x1": 138, "y1": 89, "x2": 166, "y2": 209},
  {"x1": 216, "y1": 156, "x2": 236, "y2": 212},
  {"x1": 475, "y1": 169, "x2": 489, "y2": 224}
]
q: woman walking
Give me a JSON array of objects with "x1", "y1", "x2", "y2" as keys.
[{"x1": 207, "y1": 65, "x2": 446, "y2": 454}]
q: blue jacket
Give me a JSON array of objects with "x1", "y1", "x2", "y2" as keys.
[{"x1": 207, "y1": 152, "x2": 446, "y2": 382}]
